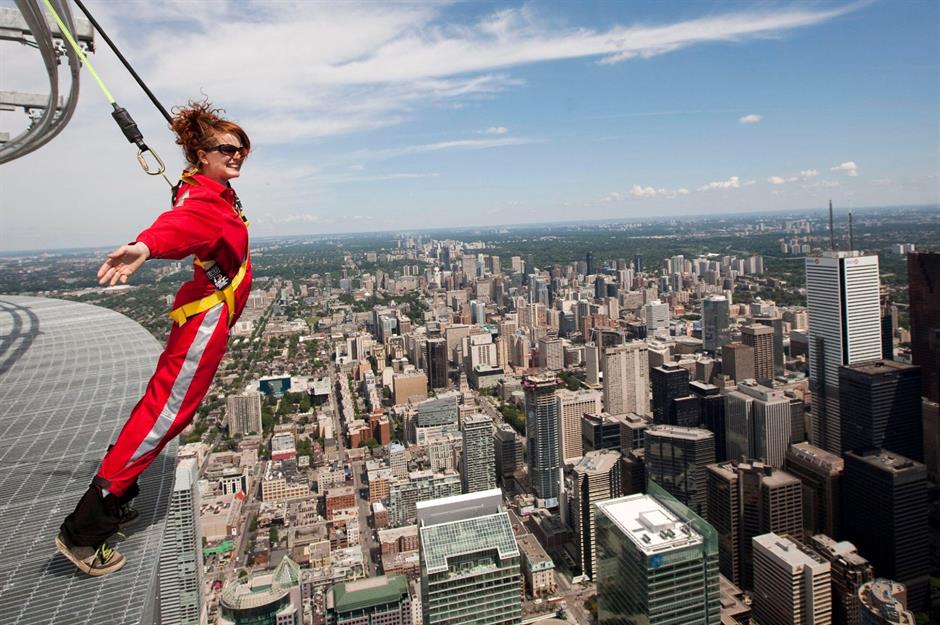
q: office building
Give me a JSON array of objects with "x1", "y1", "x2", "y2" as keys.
[
  {"x1": 226, "y1": 392, "x2": 262, "y2": 436},
  {"x1": 644, "y1": 299, "x2": 670, "y2": 333},
  {"x1": 651, "y1": 363, "x2": 690, "y2": 425},
  {"x1": 753, "y1": 313, "x2": 786, "y2": 376},
  {"x1": 218, "y1": 556, "x2": 302, "y2": 625},
  {"x1": 556, "y1": 388, "x2": 603, "y2": 463},
  {"x1": 418, "y1": 490, "x2": 522, "y2": 625},
  {"x1": 805, "y1": 251, "x2": 882, "y2": 454},
  {"x1": 595, "y1": 493, "x2": 720, "y2": 625},
  {"x1": 493, "y1": 423, "x2": 523, "y2": 484},
  {"x1": 807, "y1": 535, "x2": 873, "y2": 625},
  {"x1": 645, "y1": 425, "x2": 715, "y2": 516},
  {"x1": 388, "y1": 470, "x2": 462, "y2": 526},
  {"x1": 517, "y1": 533, "x2": 556, "y2": 599},
  {"x1": 572, "y1": 450, "x2": 621, "y2": 579},
  {"x1": 602, "y1": 342, "x2": 650, "y2": 416},
  {"x1": 907, "y1": 252, "x2": 940, "y2": 401},
  {"x1": 703, "y1": 295, "x2": 731, "y2": 353},
  {"x1": 159, "y1": 458, "x2": 203, "y2": 625},
  {"x1": 691, "y1": 381, "x2": 727, "y2": 461},
  {"x1": 706, "y1": 460, "x2": 803, "y2": 589},
  {"x1": 538, "y1": 336, "x2": 564, "y2": 371},
  {"x1": 856, "y1": 579, "x2": 916, "y2": 625},
  {"x1": 752, "y1": 533, "x2": 832, "y2": 625},
  {"x1": 581, "y1": 412, "x2": 622, "y2": 453},
  {"x1": 725, "y1": 380, "x2": 792, "y2": 468},
  {"x1": 425, "y1": 337, "x2": 448, "y2": 389},
  {"x1": 617, "y1": 413, "x2": 649, "y2": 451},
  {"x1": 722, "y1": 343, "x2": 756, "y2": 384},
  {"x1": 326, "y1": 575, "x2": 412, "y2": 625},
  {"x1": 461, "y1": 414, "x2": 496, "y2": 493},
  {"x1": 842, "y1": 450, "x2": 928, "y2": 611},
  {"x1": 839, "y1": 360, "x2": 922, "y2": 461},
  {"x1": 785, "y1": 443, "x2": 844, "y2": 539},
  {"x1": 525, "y1": 375, "x2": 561, "y2": 503},
  {"x1": 741, "y1": 324, "x2": 775, "y2": 385}
]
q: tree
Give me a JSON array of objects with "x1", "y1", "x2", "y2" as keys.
[{"x1": 269, "y1": 526, "x2": 279, "y2": 545}]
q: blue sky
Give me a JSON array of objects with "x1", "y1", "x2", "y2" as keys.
[{"x1": 0, "y1": 1, "x2": 937, "y2": 250}]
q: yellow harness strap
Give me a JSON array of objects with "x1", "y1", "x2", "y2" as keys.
[{"x1": 169, "y1": 257, "x2": 249, "y2": 327}]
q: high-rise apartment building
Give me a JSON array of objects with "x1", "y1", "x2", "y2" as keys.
[
  {"x1": 805, "y1": 251, "x2": 882, "y2": 454},
  {"x1": 538, "y1": 336, "x2": 564, "y2": 371},
  {"x1": 842, "y1": 450, "x2": 929, "y2": 611},
  {"x1": 418, "y1": 490, "x2": 522, "y2": 625},
  {"x1": 807, "y1": 535, "x2": 873, "y2": 625},
  {"x1": 785, "y1": 442, "x2": 844, "y2": 539},
  {"x1": 602, "y1": 342, "x2": 650, "y2": 416},
  {"x1": 725, "y1": 380, "x2": 792, "y2": 468},
  {"x1": 572, "y1": 450, "x2": 621, "y2": 580},
  {"x1": 907, "y1": 252, "x2": 940, "y2": 401},
  {"x1": 703, "y1": 295, "x2": 731, "y2": 353},
  {"x1": 838, "y1": 360, "x2": 923, "y2": 461},
  {"x1": 556, "y1": 388, "x2": 603, "y2": 463},
  {"x1": 326, "y1": 575, "x2": 413, "y2": 625},
  {"x1": 595, "y1": 493, "x2": 720, "y2": 625},
  {"x1": 651, "y1": 363, "x2": 690, "y2": 425},
  {"x1": 751, "y1": 533, "x2": 832, "y2": 625},
  {"x1": 425, "y1": 338, "x2": 449, "y2": 389},
  {"x1": 741, "y1": 324, "x2": 775, "y2": 385},
  {"x1": 460, "y1": 414, "x2": 495, "y2": 493},
  {"x1": 226, "y1": 392, "x2": 262, "y2": 436},
  {"x1": 493, "y1": 423, "x2": 523, "y2": 484},
  {"x1": 159, "y1": 458, "x2": 203, "y2": 625},
  {"x1": 644, "y1": 425, "x2": 715, "y2": 516},
  {"x1": 706, "y1": 460, "x2": 803, "y2": 589},
  {"x1": 525, "y1": 374, "x2": 561, "y2": 503},
  {"x1": 644, "y1": 299, "x2": 670, "y2": 333},
  {"x1": 388, "y1": 470, "x2": 462, "y2": 526},
  {"x1": 722, "y1": 343, "x2": 756, "y2": 383}
]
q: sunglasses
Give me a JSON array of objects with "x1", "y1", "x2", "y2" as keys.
[{"x1": 208, "y1": 144, "x2": 247, "y2": 157}]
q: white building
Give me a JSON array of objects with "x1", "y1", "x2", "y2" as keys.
[
  {"x1": 644, "y1": 299, "x2": 670, "y2": 333},
  {"x1": 159, "y1": 458, "x2": 203, "y2": 625},
  {"x1": 556, "y1": 388, "x2": 603, "y2": 464},
  {"x1": 752, "y1": 533, "x2": 832, "y2": 625}
]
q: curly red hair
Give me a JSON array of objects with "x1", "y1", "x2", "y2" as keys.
[{"x1": 170, "y1": 99, "x2": 250, "y2": 168}]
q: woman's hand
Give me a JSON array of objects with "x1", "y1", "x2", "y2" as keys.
[{"x1": 98, "y1": 242, "x2": 150, "y2": 286}]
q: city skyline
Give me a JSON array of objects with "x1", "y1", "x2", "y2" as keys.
[{"x1": 1, "y1": 1, "x2": 938, "y2": 251}]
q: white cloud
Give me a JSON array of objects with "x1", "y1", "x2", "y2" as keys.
[
  {"x1": 484, "y1": 126, "x2": 509, "y2": 135},
  {"x1": 739, "y1": 114, "x2": 763, "y2": 124},
  {"x1": 348, "y1": 137, "x2": 534, "y2": 161},
  {"x1": 800, "y1": 169, "x2": 819, "y2": 178},
  {"x1": 831, "y1": 161, "x2": 859, "y2": 176},
  {"x1": 768, "y1": 176, "x2": 787, "y2": 185},
  {"x1": 699, "y1": 176, "x2": 741, "y2": 191}
]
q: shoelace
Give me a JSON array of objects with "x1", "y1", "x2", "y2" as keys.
[{"x1": 96, "y1": 543, "x2": 115, "y2": 563}]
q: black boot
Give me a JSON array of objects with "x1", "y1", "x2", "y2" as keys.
[
  {"x1": 57, "y1": 483, "x2": 125, "y2": 576},
  {"x1": 117, "y1": 481, "x2": 141, "y2": 528}
]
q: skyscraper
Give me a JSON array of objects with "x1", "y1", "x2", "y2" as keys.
[
  {"x1": 493, "y1": 422, "x2": 523, "y2": 484},
  {"x1": 651, "y1": 363, "x2": 689, "y2": 425},
  {"x1": 226, "y1": 392, "x2": 262, "y2": 436},
  {"x1": 741, "y1": 324, "x2": 775, "y2": 385},
  {"x1": 838, "y1": 360, "x2": 923, "y2": 461},
  {"x1": 691, "y1": 381, "x2": 727, "y2": 462},
  {"x1": 841, "y1": 449, "x2": 929, "y2": 610},
  {"x1": 418, "y1": 490, "x2": 522, "y2": 625},
  {"x1": 722, "y1": 342, "x2": 756, "y2": 384},
  {"x1": 602, "y1": 342, "x2": 650, "y2": 416},
  {"x1": 524, "y1": 374, "x2": 561, "y2": 503},
  {"x1": 159, "y1": 458, "x2": 203, "y2": 625},
  {"x1": 703, "y1": 295, "x2": 731, "y2": 353},
  {"x1": 586, "y1": 251, "x2": 594, "y2": 276},
  {"x1": 644, "y1": 299, "x2": 670, "y2": 333},
  {"x1": 751, "y1": 533, "x2": 832, "y2": 625},
  {"x1": 724, "y1": 380, "x2": 792, "y2": 468},
  {"x1": 785, "y1": 442, "x2": 844, "y2": 539},
  {"x1": 572, "y1": 450, "x2": 621, "y2": 580},
  {"x1": 425, "y1": 337, "x2": 448, "y2": 389},
  {"x1": 706, "y1": 460, "x2": 803, "y2": 589},
  {"x1": 556, "y1": 388, "x2": 603, "y2": 463},
  {"x1": 645, "y1": 425, "x2": 715, "y2": 516},
  {"x1": 805, "y1": 251, "x2": 882, "y2": 454},
  {"x1": 807, "y1": 535, "x2": 873, "y2": 625},
  {"x1": 461, "y1": 414, "x2": 495, "y2": 493},
  {"x1": 595, "y1": 492, "x2": 720, "y2": 625},
  {"x1": 907, "y1": 252, "x2": 940, "y2": 402},
  {"x1": 537, "y1": 336, "x2": 564, "y2": 371}
]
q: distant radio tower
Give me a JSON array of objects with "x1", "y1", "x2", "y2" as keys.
[
  {"x1": 849, "y1": 211, "x2": 855, "y2": 251},
  {"x1": 829, "y1": 200, "x2": 836, "y2": 251}
]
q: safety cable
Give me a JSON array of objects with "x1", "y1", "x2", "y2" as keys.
[
  {"x1": 39, "y1": 0, "x2": 171, "y2": 184},
  {"x1": 72, "y1": 0, "x2": 172, "y2": 124}
]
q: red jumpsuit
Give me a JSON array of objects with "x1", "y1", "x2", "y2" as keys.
[{"x1": 95, "y1": 172, "x2": 252, "y2": 497}]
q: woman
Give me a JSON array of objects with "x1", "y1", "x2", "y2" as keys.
[{"x1": 56, "y1": 101, "x2": 253, "y2": 576}]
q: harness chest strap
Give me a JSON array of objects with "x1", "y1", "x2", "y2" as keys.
[{"x1": 168, "y1": 257, "x2": 248, "y2": 326}]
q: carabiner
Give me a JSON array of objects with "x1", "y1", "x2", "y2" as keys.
[{"x1": 137, "y1": 146, "x2": 166, "y2": 176}]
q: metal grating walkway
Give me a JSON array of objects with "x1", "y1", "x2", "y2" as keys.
[{"x1": 0, "y1": 296, "x2": 177, "y2": 625}]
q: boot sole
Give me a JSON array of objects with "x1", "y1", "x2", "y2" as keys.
[{"x1": 55, "y1": 534, "x2": 126, "y2": 577}]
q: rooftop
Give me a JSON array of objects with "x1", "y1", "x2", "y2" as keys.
[
  {"x1": 0, "y1": 296, "x2": 174, "y2": 625},
  {"x1": 787, "y1": 442, "x2": 844, "y2": 472},
  {"x1": 596, "y1": 494, "x2": 704, "y2": 557},
  {"x1": 646, "y1": 425, "x2": 714, "y2": 441},
  {"x1": 753, "y1": 533, "x2": 828, "y2": 571},
  {"x1": 329, "y1": 574, "x2": 409, "y2": 613},
  {"x1": 573, "y1": 449, "x2": 621, "y2": 475}
]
